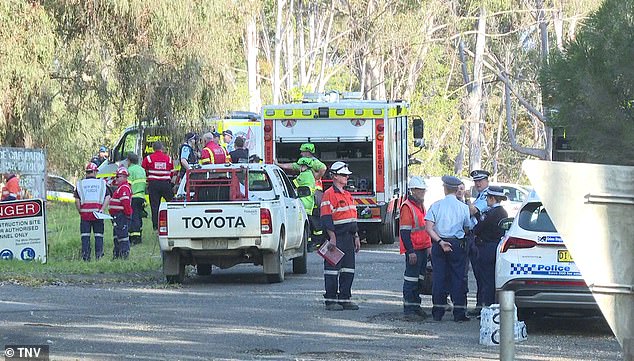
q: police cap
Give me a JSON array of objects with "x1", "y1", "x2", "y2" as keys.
[
  {"x1": 441, "y1": 175, "x2": 462, "y2": 189},
  {"x1": 470, "y1": 169, "x2": 490, "y2": 181},
  {"x1": 487, "y1": 185, "x2": 507, "y2": 199}
]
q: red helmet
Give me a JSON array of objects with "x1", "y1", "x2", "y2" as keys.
[
  {"x1": 85, "y1": 163, "x2": 98, "y2": 172},
  {"x1": 115, "y1": 167, "x2": 129, "y2": 177}
]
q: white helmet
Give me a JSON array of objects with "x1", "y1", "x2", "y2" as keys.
[{"x1": 408, "y1": 176, "x2": 427, "y2": 190}]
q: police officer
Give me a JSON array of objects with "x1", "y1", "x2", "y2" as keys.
[
  {"x1": 179, "y1": 132, "x2": 199, "y2": 181},
  {"x1": 473, "y1": 185, "x2": 508, "y2": 306},
  {"x1": 425, "y1": 175, "x2": 472, "y2": 322},
  {"x1": 141, "y1": 141, "x2": 174, "y2": 230},
  {"x1": 320, "y1": 161, "x2": 360, "y2": 311},
  {"x1": 466, "y1": 169, "x2": 490, "y2": 316},
  {"x1": 399, "y1": 176, "x2": 432, "y2": 320},
  {"x1": 91, "y1": 146, "x2": 109, "y2": 167},
  {"x1": 109, "y1": 167, "x2": 133, "y2": 259},
  {"x1": 126, "y1": 152, "x2": 146, "y2": 245},
  {"x1": 74, "y1": 163, "x2": 111, "y2": 261}
]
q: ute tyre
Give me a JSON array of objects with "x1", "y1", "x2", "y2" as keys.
[
  {"x1": 196, "y1": 264, "x2": 212, "y2": 276},
  {"x1": 266, "y1": 236, "x2": 285, "y2": 283},
  {"x1": 293, "y1": 227, "x2": 308, "y2": 274}
]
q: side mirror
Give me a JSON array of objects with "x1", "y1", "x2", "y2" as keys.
[
  {"x1": 296, "y1": 186, "x2": 311, "y2": 198},
  {"x1": 498, "y1": 217, "x2": 515, "y2": 231},
  {"x1": 412, "y1": 116, "x2": 424, "y2": 147}
]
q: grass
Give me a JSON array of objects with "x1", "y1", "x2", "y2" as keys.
[{"x1": 0, "y1": 202, "x2": 162, "y2": 284}]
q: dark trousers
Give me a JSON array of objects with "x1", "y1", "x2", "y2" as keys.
[
  {"x1": 309, "y1": 214, "x2": 325, "y2": 246},
  {"x1": 148, "y1": 181, "x2": 173, "y2": 230},
  {"x1": 324, "y1": 232, "x2": 355, "y2": 304},
  {"x1": 130, "y1": 197, "x2": 144, "y2": 244},
  {"x1": 467, "y1": 235, "x2": 481, "y2": 306},
  {"x1": 80, "y1": 219, "x2": 104, "y2": 261},
  {"x1": 112, "y1": 213, "x2": 131, "y2": 259},
  {"x1": 403, "y1": 249, "x2": 427, "y2": 313},
  {"x1": 431, "y1": 238, "x2": 468, "y2": 320},
  {"x1": 476, "y1": 241, "x2": 499, "y2": 306}
]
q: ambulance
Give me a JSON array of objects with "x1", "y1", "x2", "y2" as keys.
[
  {"x1": 98, "y1": 112, "x2": 264, "y2": 180},
  {"x1": 262, "y1": 92, "x2": 424, "y2": 244}
]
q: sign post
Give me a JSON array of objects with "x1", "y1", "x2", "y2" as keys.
[{"x1": 0, "y1": 199, "x2": 47, "y2": 263}]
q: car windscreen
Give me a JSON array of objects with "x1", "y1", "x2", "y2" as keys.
[{"x1": 517, "y1": 202, "x2": 557, "y2": 232}]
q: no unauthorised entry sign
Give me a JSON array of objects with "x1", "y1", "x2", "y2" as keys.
[{"x1": 0, "y1": 199, "x2": 47, "y2": 263}]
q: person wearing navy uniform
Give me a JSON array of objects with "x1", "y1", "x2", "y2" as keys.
[
  {"x1": 399, "y1": 176, "x2": 432, "y2": 320},
  {"x1": 425, "y1": 175, "x2": 472, "y2": 322},
  {"x1": 320, "y1": 161, "x2": 361, "y2": 311},
  {"x1": 179, "y1": 132, "x2": 199, "y2": 181},
  {"x1": 109, "y1": 167, "x2": 133, "y2": 259},
  {"x1": 473, "y1": 185, "x2": 508, "y2": 306},
  {"x1": 466, "y1": 169, "x2": 491, "y2": 316}
]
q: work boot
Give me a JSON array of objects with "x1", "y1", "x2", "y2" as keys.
[
  {"x1": 454, "y1": 314, "x2": 470, "y2": 322},
  {"x1": 325, "y1": 303, "x2": 344, "y2": 311}
]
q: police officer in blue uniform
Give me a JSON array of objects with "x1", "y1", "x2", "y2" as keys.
[
  {"x1": 472, "y1": 186, "x2": 508, "y2": 306},
  {"x1": 425, "y1": 175, "x2": 472, "y2": 322},
  {"x1": 466, "y1": 169, "x2": 490, "y2": 316}
]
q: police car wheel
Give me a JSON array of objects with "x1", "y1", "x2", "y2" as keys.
[{"x1": 292, "y1": 226, "x2": 308, "y2": 274}]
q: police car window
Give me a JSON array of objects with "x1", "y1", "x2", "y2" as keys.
[{"x1": 518, "y1": 202, "x2": 557, "y2": 232}]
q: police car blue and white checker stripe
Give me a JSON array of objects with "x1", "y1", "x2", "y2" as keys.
[{"x1": 510, "y1": 263, "x2": 536, "y2": 275}]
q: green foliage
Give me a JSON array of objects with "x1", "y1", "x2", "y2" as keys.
[
  {"x1": 542, "y1": 0, "x2": 634, "y2": 165},
  {"x1": 0, "y1": 202, "x2": 161, "y2": 283}
]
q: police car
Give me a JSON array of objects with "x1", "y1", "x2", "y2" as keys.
[
  {"x1": 46, "y1": 175, "x2": 75, "y2": 203},
  {"x1": 496, "y1": 191, "x2": 599, "y2": 319}
]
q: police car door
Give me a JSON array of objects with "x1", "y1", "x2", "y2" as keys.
[{"x1": 272, "y1": 169, "x2": 302, "y2": 248}]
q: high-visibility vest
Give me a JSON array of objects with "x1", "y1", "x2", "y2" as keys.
[
  {"x1": 1, "y1": 175, "x2": 21, "y2": 201},
  {"x1": 320, "y1": 186, "x2": 356, "y2": 226},
  {"x1": 399, "y1": 198, "x2": 431, "y2": 253},
  {"x1": 142, "y1": 150, "x2": 173, "y2": 182},
  {"x1": 76, "y1": 178, "x2": 108, "y2": 221}
]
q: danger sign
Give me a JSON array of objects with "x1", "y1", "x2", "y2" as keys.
[{"x1": 0, "y1": 199, "x2": 47, "y2": 263}]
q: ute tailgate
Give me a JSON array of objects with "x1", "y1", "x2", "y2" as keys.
[{"x1": 166, "y1": 202, "x2": 262, "y2": 238}]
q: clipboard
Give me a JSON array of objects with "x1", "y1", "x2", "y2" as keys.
[
  {"x1": 93, "y1": 211, "x2": 113, "y2": 220},
  {"x1": 317, "y1": 240, "x2": 345, "y2": 266}
]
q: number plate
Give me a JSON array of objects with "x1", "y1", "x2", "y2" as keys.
[
  {"x1": 557, "y1": 249, "x2": 574, "y2": 262},
  {"x1": 202, "y1": 239, "x2": 228, "y2": 249}
]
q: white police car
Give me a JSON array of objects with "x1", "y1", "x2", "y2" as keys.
[
  {"x1": 46, "y1": 175, "x2": 75, "y2": 203},
  {"x1": 496, "y1": 191, "x2": 599, "y2": 319}
]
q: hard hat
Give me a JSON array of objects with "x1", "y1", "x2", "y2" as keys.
[
  {"x1": 330, "y1": 161, "x2": 352, "y2": 175},
  {"x1": 85, "y1": 163, "x2": 98, "y2": 172},
  {"x1": 299, "y1": 143, "x2": 315, "y2": 153},
  {"x1": 115, "y1": 167, "x2": 129, "y2": 177},
  {"x1": 408, "y1": 176, "x2": 427, "y2": 190},
  {"x1": 99, "y1": 145, "x2": 108, "y2": 152}
]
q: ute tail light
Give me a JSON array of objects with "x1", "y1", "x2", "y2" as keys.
[
  {"x1": 158, "y1": 210, "x2": 168, "y2": 236},
  {"x1": 500, "y1": 236, "x2": 537, "y2": 253},
  {"x1": 260, "y1": 208, "x2": 272, "y2": 234}
]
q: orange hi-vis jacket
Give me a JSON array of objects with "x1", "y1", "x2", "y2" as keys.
[
  {"x1": 399, "y1": 197, "x2": 431, "y2": 254},
  {"x1": 200, "y1": 141, "x2": 230, "y2": 165},
  {"x1": 142, "y1": 150, "x2": 174, "y2": 182},
  {"x1": 320, "y1": 185, "x2": 358, "y2": 234},
  {"x1": 1, "y1": 175, "x2": 21, "y2": 201}
]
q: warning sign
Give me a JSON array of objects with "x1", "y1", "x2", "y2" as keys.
[{"x1": 0, "y1": 199, "x2": 47, "y2": 263}]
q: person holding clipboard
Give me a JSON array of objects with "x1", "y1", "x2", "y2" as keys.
[{"x1": 319, "y1": 161, "x2": 360, "y2": 311}]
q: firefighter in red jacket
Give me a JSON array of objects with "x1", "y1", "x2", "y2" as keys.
[
  {"x1": 141, "y1": 141, "x2": 174, "y2": 230},
  {"x1": 110, "y1": 167, "x2": 133, "y2": 259},
  {"x1": 74, "y1": 163, "x2": 112, "y2": 261},
  {"x1": 320, "y1": 161, "x2": 360, "y2": 311},
  {"x1": 399, "y1": 176, "x2": 432, "y2": 319}
]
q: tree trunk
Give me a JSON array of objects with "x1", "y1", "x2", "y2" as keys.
[
  {"x1": 286, "y1": 0, "x2": 295, "y2": 92},
  {"x1": 468, "y1": 7, "x2": 486, "y2": 172},
  {"x1": 536, "y1": 0, "x2": 553, "y2": 160},
  {"x1": 246, "y1": 12, "x2": 261, "y2": 112},
  {"x1": 272, "y1": 0, "x2": 286, "y2": 104}
]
